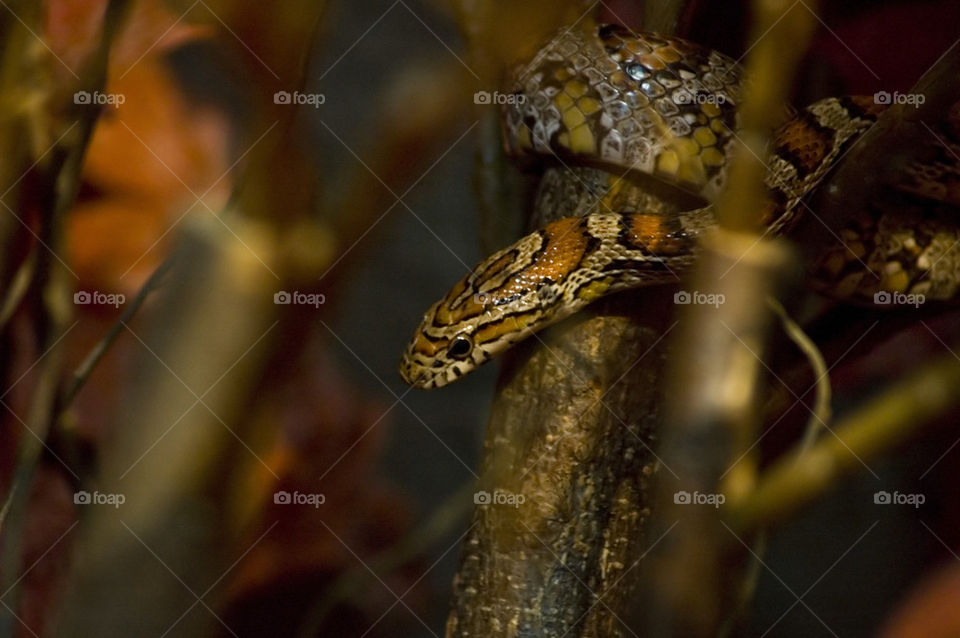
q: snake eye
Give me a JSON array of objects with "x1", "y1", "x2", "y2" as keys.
[{"x1": 447, "y1": 334, "x2": 473, "y2": 360}]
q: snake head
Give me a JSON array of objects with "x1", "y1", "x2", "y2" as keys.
[
  {"x1": 398, "y1": 300, "x2": 488, "y2": 390},
  {"x1": 399, "y1": 282, "x2": 546, "y2": 389},
  {"x1": 399, "y1": 297, "x2": 533, "y2": 390},
  {"x1": 399, "y1": 229, "x2": 566, "y2": 389}
]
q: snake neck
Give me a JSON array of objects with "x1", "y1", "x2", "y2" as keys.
[{"x1": 532, "y1": 163, "x2": 718, "y2": 263}]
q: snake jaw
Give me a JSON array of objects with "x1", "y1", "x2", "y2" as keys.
[
  {"x1": 398, "y1": 335, "x2": 484, "y2": 389},
  {"x1": 398, "y1": 357, "x2": 434, "y2": 389},
  {"x1": 398, "y1": 347, "x2": 437, "y2": 389}
]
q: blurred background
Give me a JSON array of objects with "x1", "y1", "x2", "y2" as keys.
[{"x1": 1, "y1": 0, "x2": 960, "y2": 636}]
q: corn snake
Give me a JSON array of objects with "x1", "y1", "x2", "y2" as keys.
[{"x1": 399, "y1": 23, "x2": 960, "y2": 389}]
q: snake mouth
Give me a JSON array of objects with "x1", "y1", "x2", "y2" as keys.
[{"x1": 398, "y1": 357, "x2": 442, "y2": 390}]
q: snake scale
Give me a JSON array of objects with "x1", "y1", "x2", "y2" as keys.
[{"x1": 399, "y1": 23, "x2": 960, "y2": 389}]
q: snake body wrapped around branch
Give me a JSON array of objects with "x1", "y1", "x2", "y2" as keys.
[{"x1": 399, "y1": 23, "x2": 958, "y2": 389}]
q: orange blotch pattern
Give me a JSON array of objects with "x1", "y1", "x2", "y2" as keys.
[
  {"x1": 627, "y1": 212, "x2": 689, "y2": 255},
  {"x1": 627, "y1": 213, "x2": 665, "y2": 249},
  {"x1": 496, "y1": 217, "x2": 588, "y2": 301},
  {"x1": 775, "y1": 118, "x2": 829, "y2": 176}
]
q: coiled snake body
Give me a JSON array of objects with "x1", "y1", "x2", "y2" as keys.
[{"x1": 399, "y1": 23, "x2": 956, "y2": 389}]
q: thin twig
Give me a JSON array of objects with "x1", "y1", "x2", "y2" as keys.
[
  {"x1": 0, "y1": 2, "x2": 134, "y2": 630},
  {"x1": 0, "y1": 249, "x2": 36, "y2": 330},
  {"x1": 728, "y1": 348, "x2": 960, "y2": 532},
  {"x1": 60, "y1": 255, "x2": 175, "y2": 407},
  {"x1": 767, "y1": 296, "x2": 831, "y2": 452}
]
